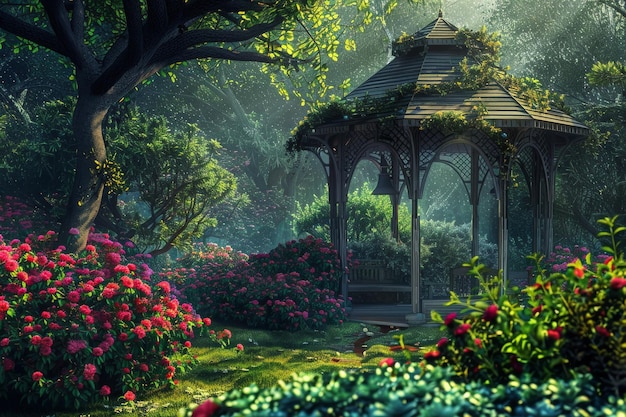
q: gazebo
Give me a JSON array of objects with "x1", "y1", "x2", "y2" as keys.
[{"x1": 291, "y1": 12, "x2": 588, "y2": 322}]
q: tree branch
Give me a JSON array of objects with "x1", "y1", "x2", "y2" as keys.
[
  {"x1": 69, "y1": 0, "x2": 85, "y2": 42},
  {"x1": 0, "y1": 9, "x2": 63, "y2": 55},
  {"x1": 150, "y1": 16, "x2": 284, "y2": 66},
  {"x1": 41, "y1": 0, "x2": 85, "y2": 67},
  {"x1": 596, "y1": 0, "x2": 626, "y2": 19},
  {"x1": 153, "y1": 45, "x2": 280, "y2": 67},
  {"x1": 147, "y1": 0, "x2": 169, "y2": 32},
  {"x1": 123, "y1": 0, "x2": 144, "y2": 63}
]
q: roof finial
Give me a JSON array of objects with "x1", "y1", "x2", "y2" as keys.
[{"x1": 438, "y1": 8, "x2": 443, "y2": 18}]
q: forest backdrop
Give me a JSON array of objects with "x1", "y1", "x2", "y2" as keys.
[{"x1": 0, "y1": 0, "x2": 625, "y2": 262}]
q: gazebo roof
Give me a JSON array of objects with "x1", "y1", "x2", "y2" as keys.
[{"x1": 345, "y1": 12, "x2": 588, "y2": 136}]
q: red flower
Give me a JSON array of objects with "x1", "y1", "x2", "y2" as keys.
[
  {"x1": 123, "y1": 391, "x2": 136, "y2": 402},
  {"x1": 509, "y1": 355, "x2": 523, "y2": 374},
  {"x1": 547, "y1": 328, "x2": 562, "y2": 340},
  {"x1": 595, "y1": 325, "x2": 611, "y2": 338},
  {"x1": 454, "y1": 323, "x2": 471, "y2": 336},
  {"x1": 483, "y1": 304, "x2": 498, "y2": 322},
  {"x1": 424, "y1": 350, "x2": 440, "y2": 360},
  {"x1": 444, "y1": 312, "x2": 457, "y2": 326},
  {"x1": 236, "y1": 343, "x2": 244, "y2": 351},
  {"x1": 378, "y1": 357, "x2": 395, "y2": 367},
  {"x1": 610, "y1": 277, "x2": 626, "y2": 290},
  {"x1": 32, "y1": 371, "x2": 43, "y2": 381},
  {"x1": 436, "y1": 337, "x2": 448, "y2": 348},
  {"x1": 192, "y1": 400, "x2": 220, "y2": 417}
]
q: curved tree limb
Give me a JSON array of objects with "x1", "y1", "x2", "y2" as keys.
[
  {"x1": 0, "y1": 9, "x2": 62, "y2": 54},
  {"x1": 41, "y1": 0, "x2": 86, "y2": 68}
]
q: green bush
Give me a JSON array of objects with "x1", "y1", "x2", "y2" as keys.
[
  {"x1": 426, "y1": 216, "x2": 626, "y2": 396},
  {"x1": 180, "y1": 363, "x2": 625, "y2": 417}
]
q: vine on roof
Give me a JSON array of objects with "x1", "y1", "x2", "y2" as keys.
[{"x1": 287, "y1": 26, "x2": 569, "y2": 154}]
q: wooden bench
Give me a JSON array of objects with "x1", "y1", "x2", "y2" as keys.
[{"x1": 349, "y1": 260, "x2": 410, "y2": 302}]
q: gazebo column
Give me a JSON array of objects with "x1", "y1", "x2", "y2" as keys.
[
  {"x1": 497, "y1": 171, "x2": 509, "y2": 295},
  {"x1": 410, "y1": 197, "x2": 422, "y2": 316},
  {"x1": 470, "y1": 149, "x2": 480, "y2": 258},
  {"x1": 327, "y1": 153, "x2": 349, "y2": 300}
]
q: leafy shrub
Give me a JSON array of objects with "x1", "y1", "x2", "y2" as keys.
[
  {"x1": 179, "y1": 363, "x2": 625, "y2": 417},
  {"x1": 425, "y1": 216, "x2": 626, "y2": 396},
  {"x1": 0, "y1": 231, "x2": 215, "y2": 411},
  {"x1": 168, "y1": 236, "x2": 346, "y2": 331}
]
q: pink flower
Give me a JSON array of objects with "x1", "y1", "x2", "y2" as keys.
[
  {"x1": 67, "y1": 339, "x2": 87, "y2": 354},
  {"x1": 236, "y1": 343, "x2": 244, "y2": 351},
  {"x1": 83, "y1": 363, "x2": 97, "y2": 381},
  {"x1": 68, "y1": 290, "x2": 81, "y2": 303},
  {"x1": 92, "y1": 347, "x2": 104, "y2": 357},
  {"x1": 0, "y1": 300, "x2": 9, "y2": 313},
  {"x1": 0, "y1": 337, "x2": 9, "y2": 347},
  {"x1": 4, "y1": 260, "x2": 18, "y2": 272},
  {"x1": 79, "y1": 304, "x2": 91, "y2": 315},
  {"x1": 3, "y1": 358, "x2": 15, "y2": 371},
  {"x1": 69, "y1": 227, "x2": 80, "y2": 236},
  {"x1": 99, "y1": 385, "x2": 111, "y2": 396},
  {"x1": 32, "y1": 371, "x2": 43, "y2": 381},
  {"x1": 139, "y1": 363, "x2": 149, "y2": 372}
]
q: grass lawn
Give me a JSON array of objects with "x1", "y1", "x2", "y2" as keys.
[{"x1": 0, "y1": 320, "x2": 444, "y2": 417}]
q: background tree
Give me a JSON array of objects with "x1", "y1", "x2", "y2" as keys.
[
  {"x1": 0, "y1": 0, "x2": 376, "y2": 252},
  {"x1": 0, "y1": 98, "x2": 236, "y2": 255}
]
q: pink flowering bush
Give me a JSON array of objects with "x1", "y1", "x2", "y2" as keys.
[
  {"x1": 425, "y1": 216, "x2": 626, "y2": 396},
  {"x1": 168, "y1": 236, "x2": 347, "y2": 331},
  {"x1": 0, "y1": 230, "x2": 215, "y2": 411}
]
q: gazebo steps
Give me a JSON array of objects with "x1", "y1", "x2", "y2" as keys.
[{"x1": 348, "y1": 300, "x2": 469, "y2": 325}]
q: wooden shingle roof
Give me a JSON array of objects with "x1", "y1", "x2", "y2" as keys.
[{"x1": 345, "y1": 12, "x2": 588, "y2": 136}]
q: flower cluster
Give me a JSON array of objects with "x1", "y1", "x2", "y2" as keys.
[
  {"x1": 424, "y1": 216, "x2": 626, "y2": 396},
  {"x1": 0, "y1": 231, "x2": 215, "y2": 411},
  {"x1": 167, "y1": 236, "x2": 347, "y2": 331}
]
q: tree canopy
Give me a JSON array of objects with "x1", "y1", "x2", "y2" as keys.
[{"x1": 0, "y1": 0, "x2": 382, "y2": 252}]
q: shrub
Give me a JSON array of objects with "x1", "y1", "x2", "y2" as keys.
[
  {"x1": 168, "y1": 236, "x2": 346, "y2": 331},
  {"x1": 179, "y1": 363, "x2": 625, "y2": 417},
  {"x1": 0, "y1": 231, "x2": 215, "y2": 411},
  {"x1": 425, "y1": 216, "x2": 626, "y2": 396}
]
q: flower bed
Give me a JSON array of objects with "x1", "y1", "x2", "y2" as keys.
[
  {"x1": 166, "y1": 236, "x2": 348, "y2": 331},
  {"x1": 0, "y1": 230, "x2": 216, "y2": 411}
]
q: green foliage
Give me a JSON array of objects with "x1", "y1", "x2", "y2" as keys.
[
  {"x1": 180, "y1": 363, "x2": 625, "y2": 416},
  {"x1": 108, "y1": 107, "x2": 237, "y2": 254},
  {"x1": 294, "y1": 185, "x2": 411, "y2": 242},
  {"x1": 426, "y1": 216, "x2": 626, "y2": 397}
]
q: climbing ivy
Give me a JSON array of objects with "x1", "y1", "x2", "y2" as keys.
[{"x1": 288, "y1": 25, "x2": 568, "y2": 156}]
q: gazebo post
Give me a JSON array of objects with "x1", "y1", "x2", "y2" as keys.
[
  {"x1": 497, "y1": 172, "x2": 509, "y2": 296},
  {"x1": 470, "y1": 149, "x2": 480, "y2": 258}
]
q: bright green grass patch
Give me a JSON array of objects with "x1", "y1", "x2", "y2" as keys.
[{"x1": 1, "y1": 321, "x2": 443, "y2": 417}]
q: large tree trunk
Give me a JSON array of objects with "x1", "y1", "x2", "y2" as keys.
[{"x1": 59, "y1": 94, "x2": 109, "y2": 252}]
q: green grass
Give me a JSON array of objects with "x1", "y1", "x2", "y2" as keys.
[{"x1": 1, "y1": 321, "x2": 444, "y2": 417}]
